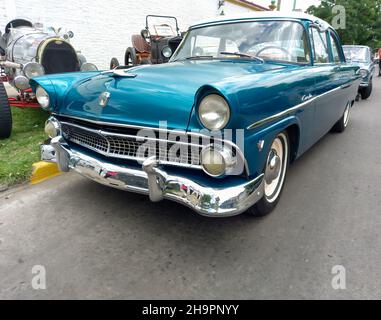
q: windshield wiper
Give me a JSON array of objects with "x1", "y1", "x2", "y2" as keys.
[
  {"x1": 220, "y1": 51, "x2": 264, "y2": 63},
  {"x1": 184, "y1": 55, "x2": 214, "y2": 60}
]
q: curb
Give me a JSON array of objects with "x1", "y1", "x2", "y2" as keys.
[{"x1": 30, "y1": 161, "x2": 62, "y2": 185}]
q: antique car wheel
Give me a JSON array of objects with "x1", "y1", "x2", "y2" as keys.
[
  {"x1": 125, "y1": 47, "x2": 137, "y2": 66},
  {"x1": 332, "y1": 102, "x2": 350, "y2": 133},
  {"x1": 360, "y1": 80, "x2": 372, "y2": 100},
  {"x1": 77, "y1": 54, "x2": 87, "y2": 67},
  {"x1": 247, "y1": 131, "x2": 289, "y2": 217},
  {"x1": 110, "y1": 57, "x2": 120, "y2": 69},
  {"x1": 0, "y1": 82, "x2": 12, "y2": 139}
]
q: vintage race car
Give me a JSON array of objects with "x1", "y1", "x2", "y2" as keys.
[
  {"x1": 109, "y1": 15, "x2": 183, "y2": 68},
  {"x1": 35, "y1": 12, "x2": 360, "y2": 217},
  {"x1": 0, "y1": 18, "x2": 98, "y2": 139},
  {"x1": 343, "y1": 45, "x2": 375, "y2": 100}
]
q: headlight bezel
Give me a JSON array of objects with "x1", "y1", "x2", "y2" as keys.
[
  {"x1": 359, "y1": 69, "x2": 369, "y2": 79},
  {"x1": 22, "y1": 62, "x2": 45, "y2": 79},
  {"x1": 44, "y1": 117, "x2": 61, "y2": 138},
  {"x1": 36, "y1": 86, "x2": 50, "y2": 110},
  {"x1": 200, "y1": 145, "x2": 236, "y2": 178},
  {"x1": 198, "y1": 93, "x2": 231, "y2": 131}
]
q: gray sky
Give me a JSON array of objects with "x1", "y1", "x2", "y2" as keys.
[{"x1": 255, "y1": 0, "x2": 321, "y2": 12}]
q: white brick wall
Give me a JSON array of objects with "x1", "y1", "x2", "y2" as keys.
[{"x1": 0, "y1": 0, "x2": 268, "y2": 69}]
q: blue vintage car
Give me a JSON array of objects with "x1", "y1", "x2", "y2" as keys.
[
  {"x1": 33, "y1": 12, "x2": 360, "y2": 217},
  {"x1": 343, "y1": 45, "x2": 375, "y2": 99}
]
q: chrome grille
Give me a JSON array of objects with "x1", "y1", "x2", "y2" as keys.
[{"x1": 61, "y1": 122, "x2": 202, "y2": 168}]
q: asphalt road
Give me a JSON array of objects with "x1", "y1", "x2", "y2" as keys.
[{"x1": 1, "y1": 74, "x2": 381, "y2": 300}]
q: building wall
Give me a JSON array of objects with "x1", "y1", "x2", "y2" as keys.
[{"x1": 0, "y1": 0, "x2": 268, "y2": 69}]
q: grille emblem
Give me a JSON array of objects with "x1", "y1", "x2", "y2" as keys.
[{"x1": 99, "y1": 92, "x2": 111, "y2": 107}]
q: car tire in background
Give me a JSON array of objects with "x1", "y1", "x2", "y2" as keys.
[
  {"x1": 110, "y1": 57, "x2": 120, "y2": 69},
  {"x1": 360, "y1": 80, "x2": 372, "y2": 100},
  {"x1": 77, "y1": 54, "x2": 87, "y2": 67},
  {"x1": 332, "y1": 102, "x2": 351, "y2": 133},
  {"x1": 247, "y1": 131, "x2": 290, "y2": 217},
  {"x1": 125, "y1": 47, "x2": 137, "y2": 66},
  {"x1": 0, "y1": 82, "x2": 12, "y2": 139}
]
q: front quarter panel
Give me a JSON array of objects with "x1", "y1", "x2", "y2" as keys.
[{"x1": 30, "y1": 71, "x2": 101, "y2": 111}]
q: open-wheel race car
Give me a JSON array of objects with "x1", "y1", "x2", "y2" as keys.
[
  {"x1": 110, "y1": 15, "x2": 183, "y2": 68},
  {"x1": 0, "y1": 18, "x2": 98, "y2": 139}
]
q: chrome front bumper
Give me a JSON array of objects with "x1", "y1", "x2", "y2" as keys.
[{"x1": 41, "y1": 137, "x2": 264, "y2": 217}]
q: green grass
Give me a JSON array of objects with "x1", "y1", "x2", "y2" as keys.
[{"x1": 0, "y1": 107, "x2": 49, "y2": 186}]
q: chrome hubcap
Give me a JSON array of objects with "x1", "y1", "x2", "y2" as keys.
[
  {"x1": 264, "y1": 133, "x2": 288, "y2": 203},
  {"x1": 265, "y1": 150, "x2": 281, "y2": 184}
]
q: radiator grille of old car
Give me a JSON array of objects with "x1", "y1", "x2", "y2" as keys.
[{"x1": 61, "y1": 121, "x2": 203, "y2": 168}]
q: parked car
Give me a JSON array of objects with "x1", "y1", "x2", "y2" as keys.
[
  {"x1": 109, "y1": 15, "x2": 183, "y2": 68},
  {"x1": 36, "y1": 12, "x2": 360, "y2": 217},
  {"x1": 343, "y1": 45, "x2": 375, "y2": 100},
  {"x1": 0, "y1": 18, "x2": 98, "y2": 139}
]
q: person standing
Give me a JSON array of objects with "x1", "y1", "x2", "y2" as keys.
[{"x1": 379, "y1": 47, "x2": 381, "y2": 76}]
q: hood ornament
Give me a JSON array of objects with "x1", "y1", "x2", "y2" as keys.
[{"x1": 99, "y1": 92, "x2": 110, "y2": 107}]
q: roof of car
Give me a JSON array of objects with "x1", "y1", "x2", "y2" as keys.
[
  {"x1": 190, "y1": 11, "x2": 331, "y2": 29},
  {"x1": 343, "y1": 45, "x2": 370, "y2": 49}
]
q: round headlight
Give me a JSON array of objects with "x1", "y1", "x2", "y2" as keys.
[
  {"x1": 14, "y1": 75, "x2": 30, "y2": 90},
  {"x1": 23, "y1": 62, "x2": 45, "y2": 79},
  {"x1": 141, "y1": 29, "x2": 150, "y2": 38},
  {"x1": 359, "y1": 69, "x2": 369, "y2": 79},
  {"x1": 198, "y1": 94, "x2": 230, "y2": 130},
  {"x1": 80, "y1": 62, "x2": 98, "y2": 72},
  {"x1": 36, "y1": 86, "x2": 50, "y2": 110},
  {"x1": 44, "y1": 118, "x2": 60, "y2": 138},
  {"x1": 162, "y1": 46, "x2": 173, "y2": 58}
]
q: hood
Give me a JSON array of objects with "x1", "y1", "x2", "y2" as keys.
[{"x1": 44, "y1": 60, "x2": 290, "y2": 129}]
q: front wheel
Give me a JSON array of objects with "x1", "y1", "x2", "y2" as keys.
[
  {"x1": 0, "y1": 82, "x2": 12, "y2": 139},
  {"x1": 110, "y1": 57, "x2": 120, "y2": 69},
  {"x1": 125, "y1": 47, "x2": 137, "y2": 66},
  {"x1": 360, "y1": 81, "x2": 372, "y2": 100},
  {"x1": 332, "y1": 102, "x2": 350, "y2": 133},
  {"x1": 247, "y1": 131, "x2": 289, "y2": 217}
]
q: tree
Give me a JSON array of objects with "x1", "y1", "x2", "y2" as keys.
[{"x1": 307, "y1": 0, "x2": 381, "y2": 50}]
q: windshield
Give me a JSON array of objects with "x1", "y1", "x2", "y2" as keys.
[
  {"x1": 171, "y1": 20, "x2": 310, "y2": 64},
  {"x1": 343, "y1": 46, "x2": 370, "y2": 63}
]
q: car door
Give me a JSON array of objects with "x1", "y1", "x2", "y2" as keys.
[{"x1": 309, "y1": 26, "x2": 344, "y2": 140}]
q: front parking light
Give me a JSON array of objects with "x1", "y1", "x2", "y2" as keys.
[{"x1": 201, "y1": 145, "x2": 236, "y2": 177}]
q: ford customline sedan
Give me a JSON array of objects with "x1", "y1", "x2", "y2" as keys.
[
  {"x1": 343, "y1": 45, "x2": 375, "y2": 100},
  {"x1": 33, "y1": 13, "x2": 361, "y2": 217}
]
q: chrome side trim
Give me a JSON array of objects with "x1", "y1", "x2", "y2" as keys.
[
  {"x1": 41, "y1": 139, "x2": 264, "y2": 217},
  {"x1": 247, "y1": 86, "x2": 341, "y2": 130}
]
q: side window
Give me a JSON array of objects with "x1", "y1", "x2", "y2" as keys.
[
  {"x1": 311, "y1": 28, "x2": 329, "y2": 63},
  {"x1": 329, "y1": 32, "x2": 341, "y2": 63}
]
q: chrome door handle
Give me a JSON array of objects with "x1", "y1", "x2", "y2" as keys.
[{"x1": 302, "y1": 93, "x2": 313, "y2": 102}]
